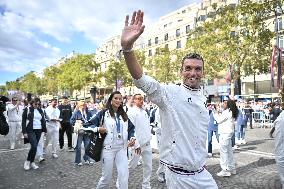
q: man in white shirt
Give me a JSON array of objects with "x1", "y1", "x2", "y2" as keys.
[
  {"x1": 120, "y1": 10, "x2": 217, "y2": 188},
  {"x1": 44, "y1": 99, "x2": 60, "y2": 158},
  {"x1": 7, "y1": 97, "x2": 23, "y2": 150},
  {"x1": 274, "y1": 107, "x2": 284, "y2": 188},
  {"x1": 128, "y1": 94, "x2": 152, "y2": 189}
]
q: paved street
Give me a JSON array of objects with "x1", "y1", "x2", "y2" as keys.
[{"x1": 0, "y1": 127, "x2": 282, "y2": 189}]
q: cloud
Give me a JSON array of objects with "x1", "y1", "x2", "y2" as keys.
[{"x1": 0, "y1": 0, "x2": 199, "y2": 81}]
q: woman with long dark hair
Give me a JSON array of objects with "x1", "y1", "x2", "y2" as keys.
[
  {"x1": 87, "y1": 91, "x2": 137, "y2": 189},
  {"x1": 22, "y1": 97, "x2": 47, "y2": 170},
  {"x1": 213, "y1": 99, "x2": 238, "y2": 177}
]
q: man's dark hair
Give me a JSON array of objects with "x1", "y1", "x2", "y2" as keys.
[
  {"x1": 181, "y1": 53, "x2": 204, "y2": 68},
  {"x1": 29, "y1": 97, "x2": 41, "y2": 106},
  {"x1": 62, "y1": 96, "x2": 68, "y2": 100},
  {"x1": 50, "y1": 98, "x2": 57, "y2": 102}
]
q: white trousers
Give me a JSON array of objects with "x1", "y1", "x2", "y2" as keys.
[
  {"x1": 219, "y1": 133, "x2": 235, "y2": 171},
  {"x1": 275, "y1": 121, "x2": 284, "y2": 188},
  {"x1": 156, "y1": 128, "x2": 165, "y2": 180},
  {"x1": 96, "y1": 146, "x2": 128, "y2": 189},
  {"x1": 8, "y1": 121, "x2": 22, "y2": 146},
  {"x1": 165, "y1": 167, "x2": 218, "y2": 189},
  {"x1": 44, "y1": 124, "x2": 59, "y2": 154},
  {"x1": 129, "y1": 143, "x2": 152, "y2": 189},
  {"x1": 36, "y1": 133, "x2": 45, "y2": 157}
]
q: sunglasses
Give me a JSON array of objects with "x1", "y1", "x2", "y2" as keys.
[{"x1": 34, "y1": 103, "x2": 41, "y2": 106}]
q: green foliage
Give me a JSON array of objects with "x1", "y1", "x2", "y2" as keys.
[
  {"x1": 19, "y1": 72, "x2": 43, "y2": 95},
  {"x1": 186, "y1": 0, "x2": 276, "y2": 82},
  {"x1": 42, "y1": 66, "x2": 61, "y2": 95},
  {"x1": 147, "y1": 47, "x2": 180, "y2": 83},
  {"x1": 104, "y1": 50, "x2": 146, "y2": 88},
  {"x1": 57, "y1": 54, "x2": 99, "y2": 93}
]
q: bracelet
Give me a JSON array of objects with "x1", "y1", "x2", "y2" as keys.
[{"x1": 121, "y1": 48, "x2": 133, "y2": 53}]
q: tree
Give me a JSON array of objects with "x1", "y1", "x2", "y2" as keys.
[
  {"x1": 42, "y1": 65, "x2": 61, "y2": 95},
  {"x1": 147, "y1": 47, "x2": 180, "y2": 83},
  {"x1": 186, "y1": 0, "x2": 276, "y2": 95},
  {"x1": 57, "y1": 54, "x2": 99, "y2": 94},
  {"x1": 19, "y1": 72, "x2": 43, "y2": 95}
]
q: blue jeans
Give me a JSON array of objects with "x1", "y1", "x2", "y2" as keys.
[
  {"x1": 207, "y1": 130, "x2": 219, "y2": 153},
  {"x1": 75, "y1": 132, "x2": 90, "y2": 163},
  {"x1": 27, "y1": 129, "x2": 42, "y2": 162}
]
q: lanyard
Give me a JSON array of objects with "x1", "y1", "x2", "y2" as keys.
[
  {"x1": 81, "y1": 111, "x2": 87, "y2": 123},
  {"x1": 115, "y1": 114, "x2": 121, "y2": 134}
]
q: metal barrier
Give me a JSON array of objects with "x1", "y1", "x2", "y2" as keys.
[{"x1": 252, "y1": 111, "x2": 273, "y2": 128}]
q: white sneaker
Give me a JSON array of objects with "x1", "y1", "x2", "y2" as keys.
[
  {"x1": 241, "y1": 139, "x2": 246, "y2": 144},
  {"x1": 233, "y1": 145, "x2": 239, "y2": 150},
  {"x1": 76, "y1": 162, "x2": 83, "y2": 166},
  {"x1": 230, "y1": 169, "x2": 237, "y2": 175},
  {"x1": 38, "y1": 156, "x2": 45, "y2": 163},
  {"x1": 84, "y1": 160, "x2": 94, "y2": 165},
  {"x1": 137, "y1": 160, "x2": 142, "y2": 166},
  {"x1": 24, "y1": 161, "x2": 30, "y2": 170},
  {"x1": 30, "y1": 162, "x2": 39, "y2": 169},
  {"x1": 157, "y1": 174, "x2": 166, "y2": 183},
  {"x1": 208, "y1": 153, "x2": 213, "y2": 157},
  {"x1": 217, "y1": 170, "x2": 231, "y2": 177},
  {"x1": 52, "y1": 153, "x2": 58, "y2": 158},
  {"x1": 10, "y1": 143, "x2": 15, "y2": 150}
]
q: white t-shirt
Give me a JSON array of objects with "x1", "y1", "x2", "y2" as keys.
[{"x1": 33, "y1": 109, "x2": 42, "y2": 129}]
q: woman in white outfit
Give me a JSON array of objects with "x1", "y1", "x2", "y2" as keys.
[
  {"x1": 213, "y1": 99, "x2": 238, "y2": 177},
  {"x1": 87, "y1": 91, "x2": 138, "y2": 189}
]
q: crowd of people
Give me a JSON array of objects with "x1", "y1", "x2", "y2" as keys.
[{"x1": 0, "y1": 9, "x2": 283, "y2": 189}]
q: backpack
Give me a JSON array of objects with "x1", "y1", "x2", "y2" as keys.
[{"x1": 0, "y1": 113, "x2": 9, "y2": 135}]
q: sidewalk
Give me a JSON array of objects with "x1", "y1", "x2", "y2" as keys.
[{"x1": 0, "y1": 127, "x2": 281, "y2": 189}]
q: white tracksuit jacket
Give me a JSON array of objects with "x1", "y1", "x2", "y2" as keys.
[{"x1": 134, "y1": 74, "x2": 208, "y2": 171}]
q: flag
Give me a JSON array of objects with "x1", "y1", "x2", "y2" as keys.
[{"x1": 276, "y1": 48, "x2": 282, "y2": 88}]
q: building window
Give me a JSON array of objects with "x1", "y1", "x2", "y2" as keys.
[
  {"x1": 186, "y1": 25, "x2": 191, "y2": 33},
  {"x1": 275, "y1": 17, "x2": 283, "y2": 31},
  {"x1": 178, "y1": 19, "x2": 183, "y2": 22},
  {"x1": 182, "y1": 10, "x2": 186, "y2": 13},
  {"x1": 164, "y1": 24, "x2": 167, "y2": 28},
  {"x1": 199, "y1": 15, "x2": 206, "y2": 21},
  {"x1": 279, "y1": 36, "x2": 283, "y2": 49},
  {"x1": 148, "y1": 49, "x2": 152, "y2": 56},
  {"x1": 176, "y1": 29, "x2": 180, "y2": 37},
  {"x1": 230, "y1": 31, "x2": 236, "y2": 37},
  {"x1": 155, "y1": 37, "x2": 158, "y2": 44},
  {"x1": 148, "y1": 39, "x2": 151, "y2": 46},
  {"x1": 165, "y1": 44, "x2": 169, "y2": 49},
  {"x1": 164, "y1": 33, "x2": 168, "y2": 41},
  {"x1": 176, "y1": 40, "x2": 181, "y2": 49}
]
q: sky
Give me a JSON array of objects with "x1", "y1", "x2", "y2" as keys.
[{"x1": 0, "y1": 0, "x2": 200, "y2": 85}]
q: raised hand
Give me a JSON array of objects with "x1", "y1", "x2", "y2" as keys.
[{"x1": 121, "y1": 10, "x2": 145, "y2": 50}]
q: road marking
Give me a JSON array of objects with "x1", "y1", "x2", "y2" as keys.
[
  {"x1": 0, "y1": 147, "x2": 29, "y2": 153},
  {"x1": 239, "y1": 149, "x2": 275, "y2": 158}
]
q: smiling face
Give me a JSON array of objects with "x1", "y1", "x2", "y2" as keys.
[
  {"x1": 111, "y1": 94, "x2": 123, "y2": 110},
  {"x1": 180, "y1": 58, "x2": 204, "y2": 89},
  {"x1": 134, "y1": 94, "x2": 143, "y2": 108}
]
